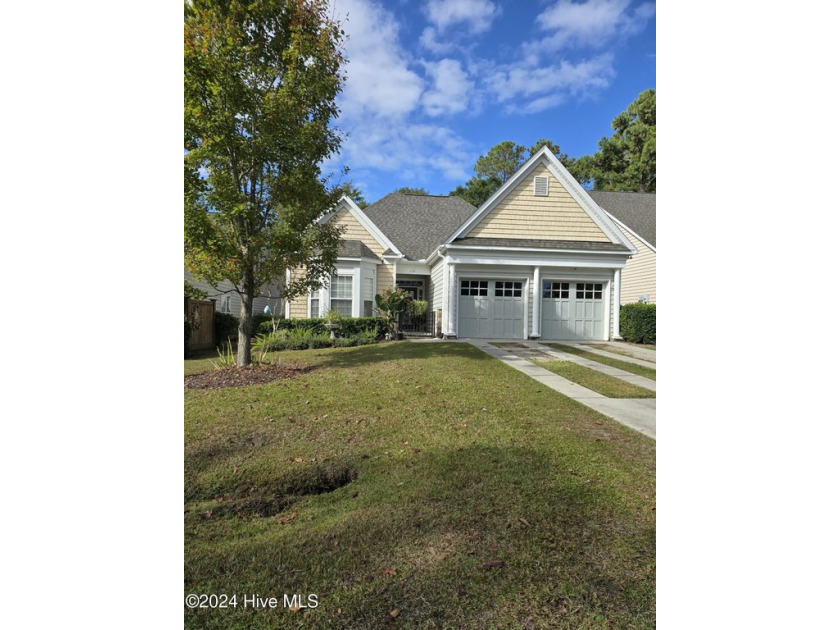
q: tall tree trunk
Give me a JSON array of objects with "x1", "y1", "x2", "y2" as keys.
[{"x1": 237, "y1": 267, "x2": 255, "y2": 367}]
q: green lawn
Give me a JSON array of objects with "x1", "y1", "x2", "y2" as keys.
[
  {"x1": 185, "y1": 342, "x2": 655, "y2": 629},
  {"x1": 538, "y1": 361, "x2": 655, "y2": 398},
  {"x1": 545, "y1": 344, "x2": 656, "y2": 381}
]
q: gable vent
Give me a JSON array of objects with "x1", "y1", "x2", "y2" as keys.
[{"x1": 534, "y1": 176, "x2": 549, "y2": 196}]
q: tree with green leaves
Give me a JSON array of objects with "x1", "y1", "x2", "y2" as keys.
[
  {"x1": 393, "y1": 186, "x2": 430, "y2": 196},
  {"x1": 338, "y1": 180, "x2": 368, "y2": 209},
  {"x1": 184, "y1": 0, "x2": 347, "y2": 366},
  {"x1": 449, "y1": 175, "x2": 502, "y2": 207},
  {"x1": 474, "y1": 141, "x2": 526, "y2": 183},
  {"x1": 577, "y1": 89, "x2": 656, "y2": 192}
]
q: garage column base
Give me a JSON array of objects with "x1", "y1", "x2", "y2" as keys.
[{"x1": 528, "y1": 335, "x2": 541, "y2": 340}]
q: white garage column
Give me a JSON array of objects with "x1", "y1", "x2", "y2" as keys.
[
  {"x1": 530, "y1": 266, "x2": 541, "y2": 338},
  {"x1": 612, "y1": 269, "x2": 622, "y2": 339},
  {"x1": 446, "y1": 263, "x2": 457, "y2": 337}
]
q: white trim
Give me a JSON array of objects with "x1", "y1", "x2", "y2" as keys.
[
  {"x1": 394, "y1": 260, "x2": 429, "y2": 275},
  {"x1": 337, "y1": 255, "x2": 382, "y2": 265},
  {"x1": 445, "y1": 243, "x2": 637, "y2": 256},
  {"x1": 446, "y1": 253, "x2": 630, "y2": 269},
  {"x1": 531, "y1": 267, "x2": 541, "y2": 338},
  {"x1": 307, "y1": 289, "x2": 320, "y2": 318},
  {"x1": 605, "y1": 212, "x2": 656, "y2": 253},
  {"x1": 446, "y1": 263, "x2": 457, "y2": 336},
  {"x1": 604, "y1": 276, "x2": 612, "y2": 341},
  {"x1": 612, "y1": 269, "x2": 622, "y2": 339},
  {"x1": 444, "y1": 147, "x2": 635, "y2": 251},
  {"x1": 319, "y1": 196, "x2": 403, "y2": 256},
  {"x1": 284, "y1": 269, "x2": 291, "y2": 318}
]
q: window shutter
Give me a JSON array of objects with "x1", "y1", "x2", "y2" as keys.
[{"x1": 534, "y1": 176, "x2": 549, "y2": 196}]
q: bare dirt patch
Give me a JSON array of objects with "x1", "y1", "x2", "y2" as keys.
[{"x1": 184, "y1": 364, "x2": 312, "y2": 390}]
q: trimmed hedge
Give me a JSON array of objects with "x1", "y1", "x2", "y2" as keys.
[
  {"x1": 257, "y1": 316, "x2": 389, "y2": 338},
  {"x1": 619, "y1": 303, "x2": 656, "y2": 344}
]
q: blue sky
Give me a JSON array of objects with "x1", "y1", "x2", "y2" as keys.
[{"x1": 325, "y1": 0, "x2": 656, "y2": 203}]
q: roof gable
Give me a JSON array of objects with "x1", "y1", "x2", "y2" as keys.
[
  {"x1": 320, "y1": 196, "x2": 402, "y2": 257},
  {"x1": 446, "y1": 147, "x2": 633, "y2": 250}
]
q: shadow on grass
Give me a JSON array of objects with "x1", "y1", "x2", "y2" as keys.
[
  {"x1": 312, "y1": 340, "x2": 494, "y2": 370},
  {"x1": 185, "y1": 444, "x2": 655, "y2": 630}
]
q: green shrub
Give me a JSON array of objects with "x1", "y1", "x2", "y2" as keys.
[
  {"x1": 257, "y1": 316, "x2": 388, "y2": 338},
  {"x1": 253, "y1": 328, "x2": 332, "y2": 351},
  {"x1": 249, "y1": 313, "x2": 274, "y2": 336},
  {"x1": 334, "y1": 330, "x2": 379, "y2": 348},
  {"x1": 619, "y1": 303, "x2": 656, "y2": 344},
  {"x1": 214, "y1": 312, "x2": 239, "y2": 347},
  {"x1": 253, "y1": 328, "x2": 380, "y2": 352},
  {"x1": 214, "y1": 312, "x2": 278, "y2": 347}
]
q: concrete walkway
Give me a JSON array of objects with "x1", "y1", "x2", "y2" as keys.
[
  {"x1": 572, "y1": 341, "x2": 655, "y2": 367},
  {"x1": 520, "y1": 341, "x2": 656, "y2": 392},
  {"x1": 464, "y1": 339, "x2": 656, "y2": 440}
]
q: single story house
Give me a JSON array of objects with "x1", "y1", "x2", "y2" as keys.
[
  {"x1": 587, "y1": 190, "x2": 656, "y2": 304},
  {"x1": 286, "y1": 146, "x2": 639, "y2": 341}
]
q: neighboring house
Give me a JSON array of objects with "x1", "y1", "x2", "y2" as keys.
[
  {"x1": 286, "y1": 147, "x2": 638, "y2": 341},
  {"x1": 184, "y1": 269, "x2": 284, "y2": 317},
  {"x1": 587, "y1": 191, "x2": 656, "y2": 304}
]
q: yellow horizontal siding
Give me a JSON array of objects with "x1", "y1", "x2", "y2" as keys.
[
  {"x1": 332, "y1": 207, "x2": 385, "y2": 256},
  {"x1": 619, "y1": 229, "x2": 656, "y2": 304},
  {"x1": 376, "y1": 263, "x2": 394, "y2": 297},
  {"x1": 468, "y1": 164, "x2": 611, "y2": 241},
  {"x1": 288, "y1": 267, "x2": 310, "y2": 318}
]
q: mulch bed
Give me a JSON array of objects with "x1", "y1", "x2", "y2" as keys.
[{"x1": 185, "y1": 364, "x2": 312, "y2": 390}]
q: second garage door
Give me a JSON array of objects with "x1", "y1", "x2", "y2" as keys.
[
  {"x1": 541, "y1": 281, "x2": 605, "y2": 340},
  {"x1": 459, "y1": 279, "x2": 524, "y2": 338}
]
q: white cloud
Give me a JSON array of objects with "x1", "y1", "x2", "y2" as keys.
[
  {"x1": 425, "y1": 0, "x2": 501, "y2": 34},
  {"x1": 529, "y1": 0, "x2": 655, "y2": 52},
  {"x1": 328, "y1": 117, "x2": 472, "y2": 184},
  {"x1": 485, "y1": 54, "x2": 616, "y2": 113},
  {"x1": 325, "y1": 1, "x2": 476, "y2": 196},
  {"x1": 421, "y1": 59, "x2": 473, "y2": 117},
  {"x1": 333, "y1": 0, "x2": 424, "y2": 119}
]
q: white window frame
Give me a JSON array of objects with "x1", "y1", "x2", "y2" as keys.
[
  {"x1": 330, "y1": 274, "x2": 354, "y2": 317},
  {"x1": 308, "y1": 290, "x2": 321, "y2": 318}
]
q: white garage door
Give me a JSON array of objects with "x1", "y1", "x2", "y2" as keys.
[
  {"x1": 459, "y1": 279, "x2": 524, "y2": 338},
  {"x1": 541, "y1": 281, "x2": 605, "y2": 340}
]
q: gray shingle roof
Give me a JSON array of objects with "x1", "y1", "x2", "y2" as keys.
[
  {"x1": 338, "y1": 239, "x2": 380, "y2": 261},
  {"x1": 587, "y1": 190, "x2": 656, "y2": 247},
  {"x1": 362, "y1": 193, "x2": 477, "y2": 261},
  {"x1": 451, "y1": 237, "x2": 632, "y2": 253}
]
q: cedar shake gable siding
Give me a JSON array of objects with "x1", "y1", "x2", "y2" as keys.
[{"x1": 467, "y1": 165, "x2": 612, "y2": 242}]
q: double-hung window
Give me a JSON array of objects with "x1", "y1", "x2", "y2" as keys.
[
  {"x1": 363, "y1": 277, "x2": 374, "y2": 317},
  {"x1": 331, "y1": 275, "x2": 353, "y2": 317}
]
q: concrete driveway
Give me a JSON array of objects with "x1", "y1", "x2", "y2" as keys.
[{"x1": 463, "y1": 339, "x2": 656, "y2": 439}]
